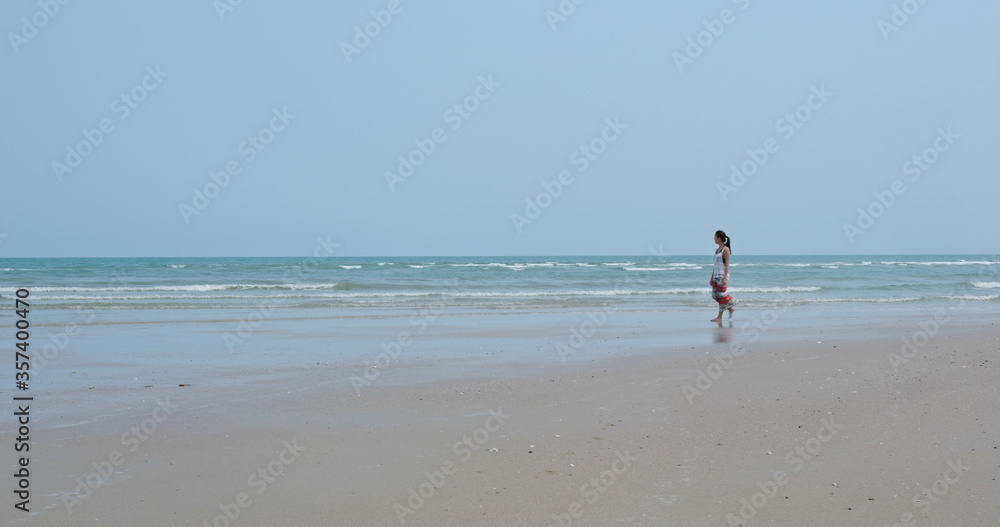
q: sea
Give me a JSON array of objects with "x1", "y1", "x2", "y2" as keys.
[
  {"x1": 3, "y1": 254, "x2": 999, "y2": 393},
  {"x1": 2, "y1": 255, "x2": 998, "y2": 314}
]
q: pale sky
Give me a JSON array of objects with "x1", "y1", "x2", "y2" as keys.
[{"x1": 2, "y1": 1, "x2": 997, "y2": 257}]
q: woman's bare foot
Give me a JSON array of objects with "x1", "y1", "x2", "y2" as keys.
[
  {"x1": 710, "y1": 316, "x2": 722, "y2": 322},
  {"x1": 728, "y1": 308, "x2": 735, "y2": 319}
]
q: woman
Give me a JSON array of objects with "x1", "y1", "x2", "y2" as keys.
[{"x1": 710, "y1": 230, "x2": 737, "y2": 322}]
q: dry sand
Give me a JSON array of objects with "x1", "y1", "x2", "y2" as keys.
[{"x1": 16, "y1": 323, "x2": 1000, "y2": 526}]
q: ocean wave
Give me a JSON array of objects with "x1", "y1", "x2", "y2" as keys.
[
  {"x1": 972, "y1": 282, "x2": 1000, "y2": 289},
  {"x1": 622, "y1": 266, "x2": 704, "y2": 271},
  {"x1": 822, "y1": 261, "x2": 871, "y2": 267},
  {"x1": 0, "y1": 283, "x2": 342, "y2": 293},
  {"x1": 168, "y1": 264, "x2": 186, "y2": 268},
  {"x1": 733, "y1": 261, "x2": 867, "y2": 268},
  {"x1": 24, "y1": 286, "x2": 826, "y2": 301},
  {"x1": 732, "y1": 286, "x2": 822, "y2": 293},
  {"x1": 408, "y1": 265, "x2": 429, "y2": 269},
  {"x1": 446, "y1": 262, "x2": 560, "y2": 270},
  {"x1": 339, "y1": 265, "x2": 361, "y2": 269},
  {"x1": 449, "y1": 261, "x2": 663, "y2": 269},
  {"x1": 881, "y1": 260, "x2": 999, "y2": 266},
  {"x1": 942, "y1": 295, "x2": 999, "y2": 301},
  {"x1": 808, "y1": 297, "x2": 923, "y2": 303}
]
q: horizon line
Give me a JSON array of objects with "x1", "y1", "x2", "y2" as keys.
[{"x1": 1, "y1": 253, "x2": 997, "y2": 259}]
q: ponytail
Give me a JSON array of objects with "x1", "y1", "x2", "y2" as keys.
[{"x1": 715, "y1": 230, "x2": 732, "y2": 255}]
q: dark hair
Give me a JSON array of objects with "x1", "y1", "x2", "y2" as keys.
[{"x1": 715, "y1": 230, "x2": 732, "y2": 254}]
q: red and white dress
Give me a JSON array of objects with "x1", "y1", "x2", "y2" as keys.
[{"x1": 711, "y1": 249, "x2": 737, "y2": 312}]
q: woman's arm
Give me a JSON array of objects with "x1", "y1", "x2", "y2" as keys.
[{"x1": 722, "y1": 248, "x2": 731, "y2": 286}]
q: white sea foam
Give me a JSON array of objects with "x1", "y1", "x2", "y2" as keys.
[
  {"x1": 494, "y1": 263, "x2": 525, "y2": 270},
  {"x1": 15, "y1": 286, "x2": 814, "y2": 299},
  {"x1": 824, "y1": 261, "x2": 871, "y2": 267},
  {"x1": 339, "y1": 265, "x2": 361, "y2": 269},
  {"x1": 731, "y1": 286, "x2": 822, "y2": 293},
  {"x1": 623, "y1": 266, "x2": 704, "y2": 271},
  {"x1": 942, "y1": 294, "x2": 999, "y2": 301},
  {"x1": 0, "y1": 283, "x2": 342, "y2": 293},
  {"x1": 972, "y1": 282, "x2": 1000, "y2": 289},
  {"x1": 448, "y1": 263, "x2": 528, "y2": 269},
  {"x1": 809, "y1": 297, "x2": 922, "y2": 303},
  {"x1": 747, "y1": 261, "x2": 872, "y2": 268},
  {"x1": 881, "y1": 260, "x2": 999, "y2": 266}
]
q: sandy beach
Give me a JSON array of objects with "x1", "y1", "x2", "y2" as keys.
[
  {"x1": 12, "y1": 312, "x2": 999, "y2": 527},
  {"x1": 6, "y1": 0, "x2": 1000, "y2": 523}
]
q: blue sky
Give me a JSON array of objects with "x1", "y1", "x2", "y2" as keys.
[{"x1": 2, "y1": 1, "x2": 997, "y2": 257}]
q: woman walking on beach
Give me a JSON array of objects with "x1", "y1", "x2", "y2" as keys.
[{"x1": 710, "y1": 230, "x2": 737, "y2": 322}]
